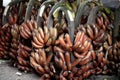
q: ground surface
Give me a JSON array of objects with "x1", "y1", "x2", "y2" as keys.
[
  {"x1": 0, "y1": 60, "x2": 119, "y2": 80},
  {"x1": 0, "y1": 60, "x2": 40, "y2": 80}
]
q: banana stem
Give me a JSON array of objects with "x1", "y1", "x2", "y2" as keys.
[
  {"x1": 87, "y1": 6, "x2": 100, "y2": 25},
  {"x1": 113, "y1": 7, "x2": 120, "y2": 43},
  {"x1": 47, "y1": 0, "x2": 67, "y2": 28},
  {"x1": 18, "y1": 2, "x2": 23, "y2": 24},
  {"x1": 24, "y1": 0, "x2": 35, "y2": 22},
  {"x1": 75, "y1": 1, "x2": 88, "y2": 28},
  {"x1": 37, "y1": 0, "x2": 54, "y2": 27}
]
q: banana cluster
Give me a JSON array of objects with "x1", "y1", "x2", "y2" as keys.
[
  {"x1": 96, "y1": 13, "x2": 111, "y2": 31},
  {"x1": 19, "y1": 21, "x2": 37, "y2": 39},
  {"x1": 94, "y1": 50, "x2": 109, "y2": 74},
  {"x1": 30, "y1": 49, "x2": 55, "y2": 79},
  {"x1": 0, "y1": 24, "x2": 12, "y2": 59},
  {"x1": 54, "y1": 31, "x2": 97, "y2": 79},
  {"x1": 54, "y1": 49, "x2": 96, "y2": 79},
  {"x1": 32, "y1": 26, "x2": 57, "y2": 50},
  {"x1": 8, "y1": 5, "x2": 19, "y2": 25},
  {"x1": 17, "y1": 43, "x2": 32, "y2": 71},
  {"x1": 107, "y1": 41, "x2": 120, "y2": 72},
  {"x1": 79, "y1": 24, "x2": 107, "y2": 46},
  {"x1": 9, "y1": 24, "x2": 20, "y2": 59}
]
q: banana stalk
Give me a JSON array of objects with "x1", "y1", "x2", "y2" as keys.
[
  {"x1": 25, "y1": 0, "x2": 41, "y2": 22},
  {"x1": 47, "y1": 4, "x2": 75, "y2": 42},
  {"x1": 37, "y1": 0, "x2": 55, "y2": 27},
  {"x1": 113, "y1": 7, "x2": 120, "y2": 43},
  {"x1": 87, "y1": 6, "x2": 101, "y2": 25},
  {"x1": 47, "y1": 0, "x2": 68, "y2": 28},
  {"x1": 75, "y1": 1, "x2": 88, "y2": 28}
]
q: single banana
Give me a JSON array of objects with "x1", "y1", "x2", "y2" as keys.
[
  {"x1": 38, "y1": 27, "x2": 44, "y2": 39},
  {"x1": 32, "y1": 41, "x2": 43, "y2": 49},
  {"x1": 26, "y1": 21, "x2": 34, "y2": 32},
  {"x1": 65, "y1": 34, "x2": 72, "y2": 47},
  {"x1": 44, "y1": 32, "x2": 50, "y2": 43},
  {"x1": 74, "y1": 31, "x2": 82, "y2": 43}
]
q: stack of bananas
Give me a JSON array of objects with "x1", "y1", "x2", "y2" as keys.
[
  {"x1": 19, "y1": 21, "x2": 37, "y2": 39},
  {"x1": 0, "y1": 0, "x2": 120, "y2": 80},
  {"x1": 107, "y1": 40, "x2": 120, "y2": 73},
  {"x1": 54, "y1": 31, "x2": 96, "y2": 79},
  {"x1": 30, "y1": 26, "x2": 57, "y2": 79},
  {"x1": 0, "y1": 24, "x2": 12, "y2": 59},
  {"x1": 17, "y1": 43, "x2": 32, "y2": 71},
  {"x1": 17, "y1": 21, "x2": 37, "y2": 71},
  {"x1": 9, "y1": 24, "x2": 20, "y2": 60},
  {"x1": 30, "y1": 49, "x2": 54, "y2": 79},
  {"x1": 79, "y1": 24, "x2": 107, "y2": 46},
  {"x1": 32, "y1": 26, "x2": 57, "y2": 50}
]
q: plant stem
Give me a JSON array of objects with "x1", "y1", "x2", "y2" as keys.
[
  {"x1": 37, "y1": 0, "x2": 54, "y2": 27},
  {"x1": 113, "y1": 7, "x2": 120, "y2": 43},
  {"x1": 24, "y1": 0, "x2": 35, "y2": 22}
]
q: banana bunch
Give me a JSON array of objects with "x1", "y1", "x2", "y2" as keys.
[
  {"x1": 79, "y1": 24, "x2": 107, "y2": 46},
  {"x1": 55, "y1": 52, "x2": 95, "y2": 80},
  {"x1": 0, "y1": 24, "x2": 12, "y2": 59},
  {"x1": 54, "y1": 31, "x2": 96, "y2": 79},
  {"x1": 19, "y1": 20, "x2": 37, "y2": 39},
  {"x1": 102, "y1": 28, "x2": 120, "y2": 73},
  {"x1": 54, "y1": 51, "x2": 82, "y2": 80},
  {"x1": 95, "y1": 12, "x2": 112, "y2": 31},
  {"x1": 55, "y1": 31, "x2": 92, "y2": 53},
  {"x1": 8, "y1": 5, "x2": 19, "y2": 25},
  {"x1": 9, "y1": 24, "x2": 20, "y2": 59},
  {"x1": 93, "y1": 50, "x2": 109, "y2": 74},
  {"x1": 30, "y1": 49, "x2": 54, "y2": 79},
  {"x1": 17, "y1": 43, "x2": 32, "y2": 71},
  {"x1": 32, "y1": 26, "x2": 57, "y2": 50},
  {"x1": 54, "y1": 49, "x2": 96, "y2": 79},
  {"x1": 107, "y1": 41, "x2": 120, "y2": 73}
]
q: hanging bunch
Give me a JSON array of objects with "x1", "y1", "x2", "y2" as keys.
[
  {"x1": 0, "y1": 0, "x2": 120, "y2": 80},
  {"x1": 19, "y1": 20, "x2": 37, "y2": 39},
  {"x1": 54, "y1": 31, "x2": 96, "y2": 79},
  {"x1": 2, "y1": 0, "x2": 29, "y2": 25},
  {"x1": 0, "y1": 24, "x2": 12, "y2": 59},
  {"x1": 17, "y1": 20, "x2": 38, "y2": 71},
  {"x1": 17, "y1": 43, "x2": 32, "y2": 71},
  {"x1": 30, "y1": 49, "x2": 54, "y2": 79},
  {"x1": 9, "y1": 24, "x2": 20, "y2": 60}
]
